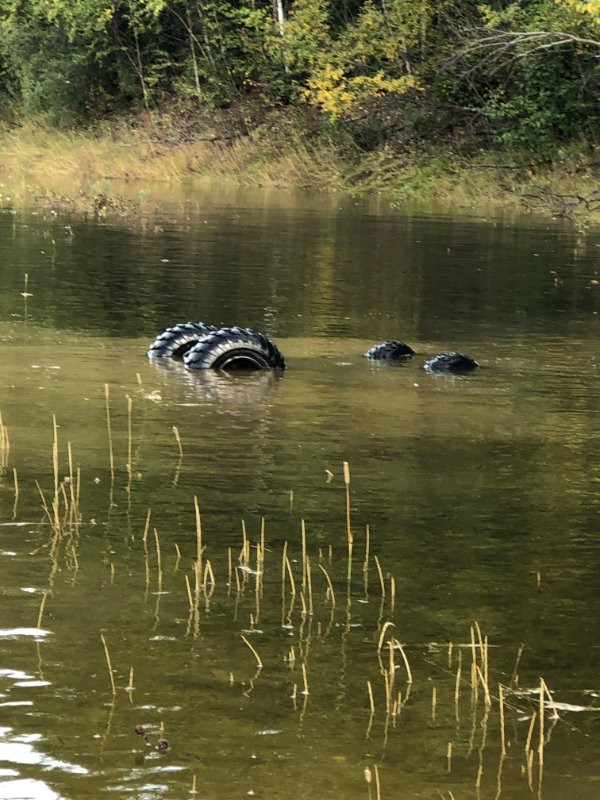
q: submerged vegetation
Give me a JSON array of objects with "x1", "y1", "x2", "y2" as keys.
[{"x1": 1, "y1": 1, "x2": 600, "y2": 215}]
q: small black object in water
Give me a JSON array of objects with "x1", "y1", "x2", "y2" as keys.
[
  {"x1": 364, "y1": 341, "x2": 415, "y2": 360},
  {"x1": 424, "y1": 352, "x2": 479, "y2": 373}
]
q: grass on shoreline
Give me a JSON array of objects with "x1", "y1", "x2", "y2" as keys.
[{"x1": 0, "y1": 120, "x2": 599, "y2": 222}]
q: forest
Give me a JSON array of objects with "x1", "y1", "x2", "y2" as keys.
[{"x1": 1, "y1": 1, "x2": 600, "y2": 170}]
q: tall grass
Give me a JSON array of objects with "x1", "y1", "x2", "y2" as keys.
[{"x1": 1, "y1": 120, "x2": 597, "y2": 219}]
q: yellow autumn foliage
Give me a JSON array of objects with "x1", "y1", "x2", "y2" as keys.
[
  {"x1": 305, "y1": 67, "x2": 421, "y2": 118},
  {"x1": 557, "y1": 0, "x2": 600, "y2": 22}
]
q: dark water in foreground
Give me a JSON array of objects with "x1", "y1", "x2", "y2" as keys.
[{"x1": 0, "y1": 190, "x2": 599, "y2": 799}]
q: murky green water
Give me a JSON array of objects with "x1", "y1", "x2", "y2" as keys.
[{"x1": 0, "y1": 189, "x2": 599, "y2": 800}]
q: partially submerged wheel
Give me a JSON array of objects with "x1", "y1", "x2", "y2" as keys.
[
  {"x1": 147, "y1": 321, "x2": 217, "y2": 359},
  {"x1": 364, "y1": 340, "x2": 415, "y2": 360},
  {"x1": 424, "y1": 352, "x2": 479, "y2": 373},
  {"x1": 183, "y1": 327, "x2": 286, "y2": 372}
]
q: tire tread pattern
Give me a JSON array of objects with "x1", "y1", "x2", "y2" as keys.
[
  {"x1": 365, "y1": 340, "x2": 415, "y2": 360},
  {"x1": 424, "y1": 352, "x2": 479, "y2": 373},
  {"x1": 148, "y1": 322, "x2": 218, "y2": 359},
  {"x1": 184, "y1": 327, "x2": 286, "y2": 371}
]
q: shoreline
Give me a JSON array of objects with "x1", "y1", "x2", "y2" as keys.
[{"x1": 0, "y1": 121, "x2": 598, "y2": 224}]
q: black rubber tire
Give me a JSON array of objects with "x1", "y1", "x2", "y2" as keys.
[
  {"x1": 424, "y1": 352, "x2": 479, "y2": 373},
  {"x1": 183, "y1": 327, "x2": 286, "y2": 372},
  {"x1": 147, "y1": 322, "x2": 217, "y2": 359},
  {"x1": 365, "y1": 341, "x2": 415, "y2": 360}
]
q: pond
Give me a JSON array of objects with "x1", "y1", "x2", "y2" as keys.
[{"x1": 0, "y1": 188, "x2": 599, "y2": 800}]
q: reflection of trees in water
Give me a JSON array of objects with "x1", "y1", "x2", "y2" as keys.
[{"x1": 3, "y1": 207, "x2": 598, "y2": 344}]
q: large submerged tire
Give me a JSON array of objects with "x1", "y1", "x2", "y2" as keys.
[
  {"x1": 147, "y1": 322, "x2": 217, "y2": 359},
  {"x1": 365, "y1": 340, "x2": 415, "y2": 361},
  {"x1": 424, "y1": 352, "x2": 479, "y2": 373},
  {"x1": 184, "y1": 327, "x2": 286, "y2": 372}
]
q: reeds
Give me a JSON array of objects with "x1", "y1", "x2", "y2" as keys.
[{"x1": 1, "y1": 399, "x2": 571, "y2": 800}]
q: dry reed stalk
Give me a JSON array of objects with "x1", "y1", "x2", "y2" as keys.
[
  {"x1": 527, "y1": 748, "x2": 535, "y2": 791},
  {"x1": 191, "y1": 774, "x2": 197, "y2": 796},
  {"x1": 383, "y1": 668, "x2": 391, "y2": 714},
  {"x1": 299, "y1": 591, "x2": 307, "y2": 618},
  {"x1": 538, "y1": 677, "x2": 545, "y2": 792},
  {"x1": 541, "y1": 677, "x2": 559, "y2": 719},
  {"x1": 432, "y1": 686, "x2": 437, "y2": 721},
  {"x1": 473, "y1": 621, "x2": 484, "y2": 667},
  {"x1": 227, "y1": 546, "x2": 233, "y2": 590},
  {"x1": 364, "y1": 524, "x2": 370, "y2": 570},
  {"x1": 393, "y1": 639, "x2": 413, "y2": 684},
  {"x1": 499, "y1": 683, "x2": 506, "y2": 755},
  {"x1": 301, "y1": 518, "x2": 307, "y2": 592},
  {"x1": 66, "y1": 442, "x2": 77, "y2": 527},
  {"x1": 284, "y1": 551, "x2": 296, "y2": 596},
  {"x1": 306, "y1": 555, "x2": 314, "y2": 615},
  {"x1": 343, "y1": 461, "x2": 353, "y2": 582},
  {"x1": 448, "y1": 641, "x2": 453, "y2": 669},
  {"x1": 377, "y1": 621, "x2": 395, "y2": 654},
  {"x1": 374, "y1": 764, "x2": 381, "y2": 800},
  {"x1": 447, "y1": 742, "x2": 452, "y2": 772},
  {"x1": 172, "y1": 425, "x2": 183, "y2": 460},
  {"x1": 52, "y1": 415, "x2": 60, "y2": 533},
  {"x1": 194, "y1": 496, "x2": 203, "y2": 589},
  {"x1": 470, "y1": 661, "x2": 479, "y2": 708},
  {"x1": 301, "y1": 662, "x2": 309, "y2": 695},
  {"x1": 477, "y1": 665, "x2": 492, "y2": 708},
  {"x1": 260, "y1": 517, "x2": 266, "y2": 586},
  {"x1": 374, "y1": 555, "x2": 385, "y2": 597},
  {"x1": 12, "y1": 467, "x2": 19, "y2": 519},
  {"x1": 483, "y1": 635, "x2": 489, "y2": 689},
  {"x1": 37, "y1": 592, "x2": 47, "y2": 629},
  {"x1": 289, "y1": 488, "x2": 294, "y2": 510},
  {"x1": 100, "y1": 633, "x2": 116, "y2": 695},
  {"x1": 75, "y1": 466, "x2": 81, "y2": 526},
  {"x1": 104, "y1": 384, "x2": 115, "y2": 492},
  {"x1": 254, "y1": 548, "x2": 261, "y2": 622},
  {"x1": 475, "y1": 763, "x2": 483, "y2": 790},
  {"x1": 128, "y1": 667, "x2": 134, "y2": 704},
  {"x1": 524, "y1": 710, "x2": 537, "y2": 756},
  {"x1": 241, "y1": 635, "x2": 263, "y2": 669},
  {"x1": 364, "y1": 766, "x2": 373, "y2": 800},
  {"x1": 184, "y1": 574, "x2": 194, "y2": 610},
  {"x1": 389, "y1": 576, "x2": 395, "y2": 613},
  {"x1": 367, "y1": 680, "x2": 375, "y2": 714},
  {"x1": 204, "y1": 560, "x2": 216, "y2": 595},
  {"x1": 154, "y1": 528, "x2": 163, "y2": 592},
  {"x1": 0, "y1": 409, "x2": 10, "y2": 470},
  {"x1": 174, "y1": 543, "x2": 182, "y2": 565},
  {"x1": 126, "y1": 395, "x2": 133, "y2": 483},
  {"x1": 36, "y1": 481, "x2": 54, "y2": 530},
  {"x1": 318, "y1": 563, "x2": 336, "y2": 607},
  {"x1": 172, "y1": 425, "x2": 183, "y2": 486},
  {"x1": 287, "y1": 645, "x2": 296, "y2": 666},
  {"x1": 510, "y1": 643, "x2": 524, "y2": 687}
]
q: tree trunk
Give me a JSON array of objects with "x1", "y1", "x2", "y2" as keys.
[{"x1": 273, "y1": 0, "x2": 285, "y2": 35}]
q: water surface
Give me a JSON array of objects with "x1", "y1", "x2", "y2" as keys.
[{"x1": 0, "y1": 189, "x2": 599, "y2": 799}]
